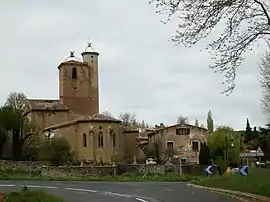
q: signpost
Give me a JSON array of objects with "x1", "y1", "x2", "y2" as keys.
[
  {"x1": 205, "y1": 165, "x2": 213, "y2": 176},
  {"x1": 174, "y1": 155, "x2": 184, "y2": 177},
  {"x1": 239, "y1": 147, "x2": 264, "y2": 166},
  {"x1": 240, "y1": 166, "x2": 248, "y2": 176}
]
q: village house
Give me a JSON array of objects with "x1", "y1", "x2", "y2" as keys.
[{"x1": 147, "y1": 123, "x2": 208, "y2": 164}]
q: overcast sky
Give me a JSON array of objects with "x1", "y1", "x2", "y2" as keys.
[{"x1": 0, "y1": 1, "x2": 267, "y2": 130}]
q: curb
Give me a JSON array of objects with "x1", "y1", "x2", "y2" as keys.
[{"x1": 187, "y1": 184, "x2": 270, "y2": 202}]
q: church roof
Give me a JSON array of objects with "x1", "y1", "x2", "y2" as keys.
[
  {"x1": 26, "y1": 99, "x2": 69, "y2": 111},
  {"x1": 44, "y1": 113, "x2": 121, "y2": 130},
  {"x1": 57, "y1": 60, "x2": 88, "y2": 69}
]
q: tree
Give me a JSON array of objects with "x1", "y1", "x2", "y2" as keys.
[
  {"x1": 207, "y1": 110, "x2": 214, "y2": 133},
  {"x1": 0, "y1": 106, "x2": 15, "y2": 157},
  {"x1": 119, "y1": 112, "x2": 137, "y2": 130},
  {"x1": 38, "y1": 137, "x2": 76, "y2": 165},
  {"x1": 101, "y1": 111, "x2": 113, "y2": 117},
  {"x1": 177, "y1": 115, "x2": 189, "y2": 124},
  {"x1": 259, "y1": 47, "x2": 270, "y2": 117},
  {"x1": 199, "y1": 142, "x2": 211, "y2": 165},
  {"x1": 207, "y1": 126, "x2": 240, "y2": 165},
  {"x1": 149, "y1": 0, "x2": 270, "y2": 94},
  {"x1": 195, "y1": 119, "x2": 199, "y2": 127},
  {"x1": 244, "y1": 118, "x2": 253, "y2": 144},
  {"x1": 257, "y1": 125, "x2": 270, "y2": 160},
  {"x1": 4, "y1": 92, "x2": 37, "y2": 160}
]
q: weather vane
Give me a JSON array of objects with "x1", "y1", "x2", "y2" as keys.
[
  {"x1": 65, "y1": 50, "x2": 81, "y2": 61},
  {"x1": 70, "y1": 51, "x2": 75, "y2": 57},
  {"x1": 85, "y1": 36, "x2": 95, "y2": 51}
]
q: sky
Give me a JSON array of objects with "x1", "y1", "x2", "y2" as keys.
[{"x1": 0, "y1": 1, "x2": 267, "y2": 130}]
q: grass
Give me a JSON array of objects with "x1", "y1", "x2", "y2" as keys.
[
  {"x1": 5, "y1": 188, "x2": 63, "y2": 202},
  {"x1": 191, "y1": 168, "x2": 270, "y2": 197},
  {"x1": 0, "y1": 169, "x2": 203, "y2": 182}
]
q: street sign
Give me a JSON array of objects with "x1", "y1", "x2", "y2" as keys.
[
  {"x1": 240, "y1": 166, "x2": 248, "y2": 176},
  {"x1": 239, "y1": 152, "x2": 256, "y2": 157},
  {"x1": 174, "y1": 155, "x2": 185, "y2": 159},
  {"x1": 257, "y1": 147, "x2": 264, "y2": 157},
  {"x1": 239, "y1": 151, "x2": 264, "y2": 157},
  {"x1": 205, "y1": 165, "x2": 213, "y2": 175}
]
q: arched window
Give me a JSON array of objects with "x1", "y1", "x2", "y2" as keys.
[
  {"x1": 82, "y1": 133, "x2": 87, "y2": 147},
  {"x1": 72, "y1": 67, "x2": 77, "y2": 79},
  {"x1": 112, "y1": 133, "x2": 116, "y2": 147},
  {"x1": 98, "y1": 131, "x2": 104, "y2": 147}
]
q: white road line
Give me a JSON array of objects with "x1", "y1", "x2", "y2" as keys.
[
  {"x1": 22, "y1": 185, "x2": 57, "y2": 189},
  {"x1": 0, "y1": 184, "x2": 15, "y2": 187},
  {"x1": 104, "y1": 191, "x2": 131, "y2": 198},
  {"x1": 65, "y1": 187, "x2": 97, "y2": 193},
  {"x1": 136, "y1": 198, "x2": 149, "y2": 202}
]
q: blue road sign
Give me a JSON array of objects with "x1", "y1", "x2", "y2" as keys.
[
  {"x1": 240, "y1": 166, "x2": 248, "y2": 176},
  {"x1": 205, "y1": 165, "x2": 213, "y2": 175}
]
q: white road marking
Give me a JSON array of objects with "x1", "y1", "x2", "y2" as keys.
[
  {"x1": 0, "y1": 183, "x2": 153, "y2": 201},
  {"x1": 0, "y1": 184, "x2": 15, "y2": 187},
  {"x1": 136, "y1": 198, "x2": 149, "y2": 202},
  {"x1": 22, "y1": 185, "x2": 57, "y2": 189},
  {"x1": 104, "y1": 191, "x2": 131, "y2": 198},
  {"x1": 65, "y1": 187, "x2": 97, "y2": 193}
]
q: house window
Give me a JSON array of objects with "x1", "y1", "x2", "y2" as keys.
[
  {"x1": 192, "y1": 141, "x2": 199, "y2": 152},
  {"x1": 98, "y1": 131, "x2": 104, "y2": 147},
  {"x1": 166, "y1": 141, "x2": 174, "y2": 149},
  {"x1": 112, "y1": 133, "x2": 116, "y2": 147},
  {"x1": 82, "y1": 133, "x2": 87, "y2": 147},
  {"x1": 176, "y1": 128, "x2": 190, "y2": 135},
  {"x1": 72, "y1": 67, "x2": 77, "y2": 79}
]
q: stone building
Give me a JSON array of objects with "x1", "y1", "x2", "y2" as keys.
[
  {"x1": 147, "y1": 123, "x2": 208, "y2": 164},
  {"x1": 24, "y1": 44, "x2": 123, "y2": 164}
]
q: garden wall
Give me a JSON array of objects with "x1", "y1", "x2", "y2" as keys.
[{"x1": 0, "y1": 160, "x2": 204, "y2": 178}]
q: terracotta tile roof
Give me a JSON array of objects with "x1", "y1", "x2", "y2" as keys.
[
  {"x1": 26, "y1": 99, "x2": 68, "y2": 111},
  {"x1": 147, "y1": 123, "x2": 208, "y2": 136},
  {"x1": 44, "y1": 113, "x2": 121, "y2": 130},
  {"x1": 57, "y1": 60, "x2": 88, "y2": 69},
  {"x1": 78, "y1": 114, "x2": 121, "y2": 122}
]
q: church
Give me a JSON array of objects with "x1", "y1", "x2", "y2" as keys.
[{"x1": 24, "y1": 43, "x2": 123, "y2": 164}]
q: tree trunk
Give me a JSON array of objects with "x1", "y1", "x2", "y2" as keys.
[{"x1": 12, "y1": 133, "x2": 22, "y2": 160}]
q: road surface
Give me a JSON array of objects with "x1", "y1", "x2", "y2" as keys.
[{"x1": 0, "y1": 180, "x2": 241, "y2": 202}]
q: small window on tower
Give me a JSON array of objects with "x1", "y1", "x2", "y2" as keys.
[{"x1": 72, "y1": 67, "x2": 77, "y2": 79}]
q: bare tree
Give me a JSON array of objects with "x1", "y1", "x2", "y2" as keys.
[
  {"x1": 101, "y1": 111, "x2": 113, "y2": 117},
  {"x1": 149, "y1": 0, "x2": 270, "y2": 94},
  {"x1": 177, "y1": 115, "x2": 189, "y2": 124},
  {"x1": 5, "y1": 92, "x2": 27, "y2": 110},
  {"x1": 259, "y1": 46, "x2": 270, "y2": 116},
  {"x1": 119, "y1": 112, "x2": 137, "y2": 129}
]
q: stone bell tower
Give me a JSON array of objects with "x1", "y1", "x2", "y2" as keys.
[{"x1": 58, "y1": 41, "x2": 99, "y2": 116}]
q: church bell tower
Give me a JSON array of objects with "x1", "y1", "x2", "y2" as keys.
[{"x1": 58, "y1": 41, "x2": 100, "y2": 116}]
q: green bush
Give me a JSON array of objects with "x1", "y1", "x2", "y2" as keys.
[{"x1": 6, "y1": 189, "x2": 63, "y2": 202}]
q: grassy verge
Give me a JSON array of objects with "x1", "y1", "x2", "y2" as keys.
[
  {"x1": 191, "y1": 168, "x2": 270, "y2": 197},
  {"x1": 5, "y1": 188, "x2": 63, "y2": 202},
  {"x1": 0, "y1": 169, "x2": 203, "y2": 182}
]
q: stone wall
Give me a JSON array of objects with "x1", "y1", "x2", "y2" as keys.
[{"x1": 0, "y1": 160, "x2": 204, "y2": 178}]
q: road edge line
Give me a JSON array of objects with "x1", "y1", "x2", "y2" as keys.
[{"x1": 187, "y1": 183, "x2": 270, "y2": 202}]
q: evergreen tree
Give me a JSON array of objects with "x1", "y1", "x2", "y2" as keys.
[
  {"x1": 244, "y1": 118, "x2": 253, "y2": 143},
  {"x1": 195, "y1": 119, "x2": 199, "y2": 127},
  {"x1": 199, "y1": 142, "x2": 211, "y2": 165},
  {"x1": 207, "y1": 110, "x2": 214, "y2": 133}
]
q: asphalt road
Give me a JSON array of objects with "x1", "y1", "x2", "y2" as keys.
[{"x1": 0, "y1": 180, "x2": 241, "y2": 202}]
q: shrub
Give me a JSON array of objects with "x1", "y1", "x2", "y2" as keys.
[
  {"x1": 6, "y1": 188, "x2": 63, "y2": 202},
  {"x1": 38, "y1": 137, "x2": 77, "y2": 165}
]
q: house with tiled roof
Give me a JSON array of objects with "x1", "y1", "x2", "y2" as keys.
[{"x1": 24, "y1": 44, "x2": 124, "y2": 164}]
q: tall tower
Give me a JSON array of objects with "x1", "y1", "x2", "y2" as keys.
[{"x1": 58, "y1": 42, "x2": 99, "y2": 116}]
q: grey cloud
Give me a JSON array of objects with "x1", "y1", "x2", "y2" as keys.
[{"x1": 0, "y1": 0, "x2": 266, "y2": 130}]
